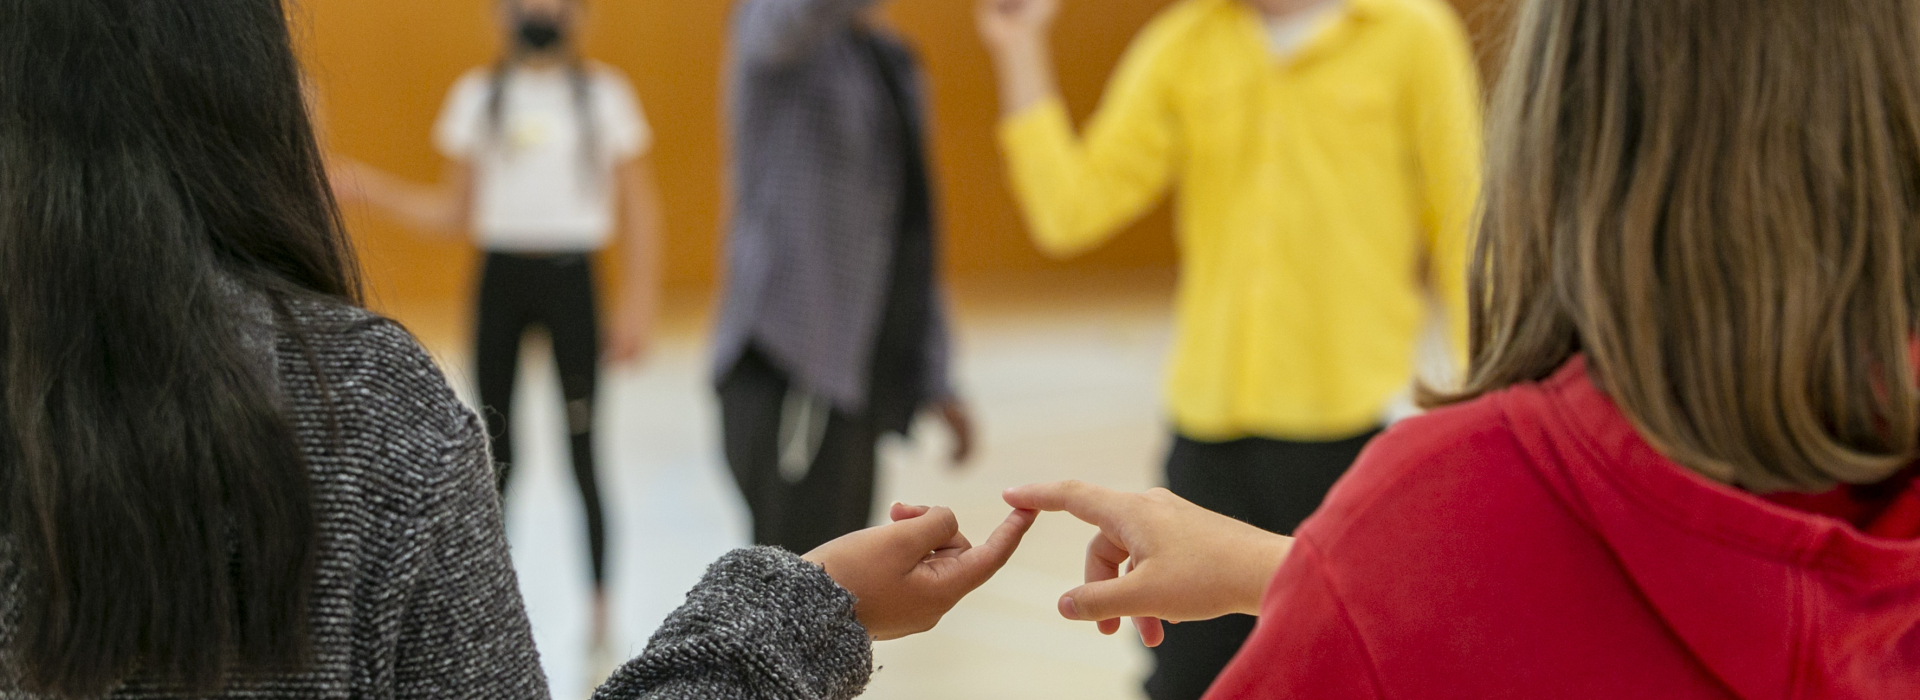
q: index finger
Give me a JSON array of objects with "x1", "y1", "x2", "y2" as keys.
[{"x1": 1003, "y1": 480, "x2": 1128, "y2": 528}]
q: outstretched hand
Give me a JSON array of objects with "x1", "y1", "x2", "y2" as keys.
[
  {"x1": 1003, "y1": 481, "x2": 1294, "y2": 647},
  {"x1": 804, "y1": 503, "x2": 1038, "y2": 640}
]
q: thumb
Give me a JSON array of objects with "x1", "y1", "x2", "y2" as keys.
[{"x1": 1059, "y1": 569, "x2": 1158, "y2": 623}]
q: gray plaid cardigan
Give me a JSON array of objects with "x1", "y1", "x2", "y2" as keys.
[
  {"x1": 713, "y1": 0, "x2": 954, "y2": 414},
  {"x1": 0, "y1": 299, "x2": 873, "y2": 699}
]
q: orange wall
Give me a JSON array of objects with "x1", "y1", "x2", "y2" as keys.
[{"x1": 301, "y1": 0, "x2": 1507, "y2": 310}]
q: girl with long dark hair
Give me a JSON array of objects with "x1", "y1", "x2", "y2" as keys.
[
  {"x1": 333, "y1": 0, "x2": 660, "y2": 654},
  {"x1": 0, "y1": 0, "x2": 1031, "y2": 697}
]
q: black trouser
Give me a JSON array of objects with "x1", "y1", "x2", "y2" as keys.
[
  {"x1": 1146, "y1": 429, "x2": 1381, "y2": 700},
  {"x1": 474, "y1": 251, "x2": 608, "y2": 587},
  {"x1": 719, "y1": 348, "x2": 880, "y2": 556}
]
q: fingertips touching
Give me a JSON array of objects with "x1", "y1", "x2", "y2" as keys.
[
  {"x1": 1002, "y1": 482, "x2": 1073, "y2": 511},
  {"x1": 989, "y1": 508, "x2": 1040, "y2": 548}
]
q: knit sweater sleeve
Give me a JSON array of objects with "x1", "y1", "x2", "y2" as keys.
[
  {"x1": 389, "y1": 406, "x2": 550, "y2": 699},
  {"x1": 589, "y1": 548, "x2": 874, "y2": 700}
]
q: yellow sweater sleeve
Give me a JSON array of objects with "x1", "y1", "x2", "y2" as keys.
[
  {"x1": 1403, "y1": 2, "x2": 1483, "y2": 367},
  {"x1": 997, "y1": 20, "x2": 1182, "y2": 259}
]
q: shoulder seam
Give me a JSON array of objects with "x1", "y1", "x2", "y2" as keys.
[{"x1": 1298, "y1": 535, "x2": 1391, "y2": 699}]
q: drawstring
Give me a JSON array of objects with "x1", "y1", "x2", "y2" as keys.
[{"x1": 777, "y1": 388, "x2": 834, "y2": 483}]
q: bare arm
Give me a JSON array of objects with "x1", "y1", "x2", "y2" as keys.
[
  {"x1": 330, "y1": 158, "x2": 474, "y2": 242},
  {"x1": 606, "y1": 157, "x2": 665, "y2": 364}
]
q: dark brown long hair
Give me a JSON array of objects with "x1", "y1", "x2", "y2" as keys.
[
  {"x1": 1436, "y1": 0, "x2": 1920, "y2": 493},
  {"x1": 1, "y1": 0, "x2": 360, "y2": 695}
]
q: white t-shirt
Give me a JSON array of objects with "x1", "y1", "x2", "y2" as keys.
[
  {"x1": 1266, "y1": 0, "x2": 1344, "y2": 58},
  {"x1": 434, "y1": 63, "x2": 652, "y2": 252}
]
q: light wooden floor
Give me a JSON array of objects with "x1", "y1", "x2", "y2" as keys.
[{"x1": 391, "y1": 270, "x2": 1178, "y2": 700}]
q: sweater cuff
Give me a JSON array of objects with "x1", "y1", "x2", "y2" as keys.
[
  {"x1": 998, "y1": 96, "x2": 1073, "y2": 155},
  {"x1": 595, "y1": 547, "x2": 873, "y2": 700}
]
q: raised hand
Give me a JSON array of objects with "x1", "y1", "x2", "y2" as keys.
[
  {"x1": 975, "y1": 0, "x2": 1061, "y2": 53},
  {"x1": 803, "y1": 503, "x2": 1039, "y2": 640},
  {"x1": 1003, "y1": 481, "x2": 1294, "y2": 647},
  {"x1": 603, "y1": 296, "x2": 655, "y2": 365}
]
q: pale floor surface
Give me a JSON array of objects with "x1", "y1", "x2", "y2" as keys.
[{"x1": 414, "y1": 291, "x2": 1176, "y2": 700}]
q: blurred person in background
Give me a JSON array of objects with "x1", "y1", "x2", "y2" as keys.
[
  {"x1": 1001, "y1": 0, "x2": 1920, "y2": 697},
  {"x1": 977, "y1": 0, "x2": 1481, "y2": 696},
  {"x1": 715, "y1": 0, "x2": 976, "y2": 557},
  {"x1": 332, "y1": 0, "x2": 664, "y2": 658},
  {"x1": 0, "y1": 0, "x2": 1036, "y2": 697}
]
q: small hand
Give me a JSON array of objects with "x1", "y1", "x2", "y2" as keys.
[
  {"x1": 936, "y1": 398, "x2": 976, "y2": 466},
  {"x1": 804, "y1": 504, "x2": 1038, "y2": 641},
  {"x1": 1003, "y1": 481, "x2": 1294, "y2": 647},
  {"x1": 975, "y1": 0, "x2": 1061, "y2": 53},
  {"x1": 604, "y1": 300, "x2": 655, "y2": 365}
]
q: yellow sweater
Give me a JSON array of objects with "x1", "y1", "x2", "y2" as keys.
[{"x1": 1000, "y1": 0, "x2": 1481, "y2": 441}]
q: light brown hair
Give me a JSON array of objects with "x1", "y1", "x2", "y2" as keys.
[{"x1": 1437, "y1": 0, "x2": 1920, "y2": 492}]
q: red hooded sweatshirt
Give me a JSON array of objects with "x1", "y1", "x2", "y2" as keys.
[{"x1": 1208, "y1": 357, "x2": 1920, "y2": 699}]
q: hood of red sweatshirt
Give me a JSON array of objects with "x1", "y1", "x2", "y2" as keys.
[{"x1": 1507, "y1": 358, "x2": 1920, "y2": 700}]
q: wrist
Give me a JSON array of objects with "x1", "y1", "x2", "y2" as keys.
[
  {"x1": 616, "y1": 287, "x2": 657, "y2": 313},
  {"x1": 990, "y1": 36, "x2": 1050, "y2": 70},
  {"x1": 1235, "y1": 534, "x2": 1294, "y2": 616}
]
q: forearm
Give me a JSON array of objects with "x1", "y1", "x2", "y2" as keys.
[
  {"x1": 615, "y1": 164, "x2": 664, "y2": 320},
  {"x1": 341, "y1": 163, "x2": 469, "y2": 237},
  {"x1": 380, "y1": 180, "x2": 466, "y2": 236},
  {"x1": 1233, "y1": 534, "x2": 1296, "y2": 617},
  {"x1": 627, "y1": 195, "x2": 661, "y2": 291},
  {"x1": 988, "y1": 36, "x2": 1060, "y2": 119},
  {"x1": 592, "y1": 548, "x2": 873, "y2": 700}
]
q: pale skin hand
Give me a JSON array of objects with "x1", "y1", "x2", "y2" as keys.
[
  {"x1": 935, "y1": 398, "x2": 977, "y2": 467},
  {"x1": 975, "y1": 0, "x2": 1062, "y2": 117},
  {"x1": 804, "y1": 504, "x2": 1039, "y2": 640},
  {"x1": 328, "y1": 158, "x2": 474, "y2": 241},
  {"x1": 1003, "y1": 481, "x2": 1294, "y2": 647}
]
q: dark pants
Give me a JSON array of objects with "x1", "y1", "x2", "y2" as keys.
[
  {"x1": 474, "y1": 252, "x2": 608, "y2": 587},
  {"x1": 1146, "y1": 429, "x2": 1381, "y2": 700},
  {"x1": 719, "y1": 348, "x2": 880, "y2": 556}
]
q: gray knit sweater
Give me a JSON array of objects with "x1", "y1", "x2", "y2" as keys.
[{"x1": 0, "y1": 299, "x2": 873, "y2": 699}]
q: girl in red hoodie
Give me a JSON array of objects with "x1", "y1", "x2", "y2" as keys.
[{"x1": 1008, "y1": 0, "x2": 1920, "y2": 697}]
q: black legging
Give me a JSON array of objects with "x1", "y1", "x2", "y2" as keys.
[{"x1": 473, "y1": 251, "x2": 608, "y2": 587}]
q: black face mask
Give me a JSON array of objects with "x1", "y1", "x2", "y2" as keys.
[{"x1": 516, "y1": 16, "x2": 565, "y2": 52}]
